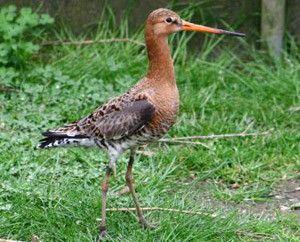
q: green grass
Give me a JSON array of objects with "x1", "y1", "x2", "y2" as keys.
[{"x1": 1, "y1": 15, "x2": 300, "y2": 241}]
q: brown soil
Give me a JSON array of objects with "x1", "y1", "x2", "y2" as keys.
[{"x1": 189, "y1": 178, "x2": 300, "y2": 221}]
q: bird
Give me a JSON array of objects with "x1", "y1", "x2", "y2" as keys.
[{"x1": 38, "y1": 8, "x2": 245, "y2": 238}]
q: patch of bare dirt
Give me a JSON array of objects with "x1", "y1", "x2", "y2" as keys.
[
  {"x1": 269, "y1": 179, "x2": 300, "y2": 219},
  {"x1": 188, "y1": 178, "x2": 300, "y2": 221}
]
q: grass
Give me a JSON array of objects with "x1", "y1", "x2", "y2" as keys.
[{"x1": 0, "y1": 11, "x2": 300, "y2": 242}]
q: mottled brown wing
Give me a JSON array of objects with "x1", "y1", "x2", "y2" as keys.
[{"x1": 79, "y1": 99, "x2": 155, "y2": 140}]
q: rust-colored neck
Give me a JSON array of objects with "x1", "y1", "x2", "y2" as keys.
[{"x1": 145, "y1": 28, "x2": 175, "y2": 84}]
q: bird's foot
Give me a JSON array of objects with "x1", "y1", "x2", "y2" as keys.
[
  {"x1": 97, "y1": 225, "x2": 108, "y2": 241},
  {"x1": 139, "y1": 218, "x2": 158, "y2": 230},
  {"x1": 109, "y1": 161, "x2": 117, "y2": 178}
]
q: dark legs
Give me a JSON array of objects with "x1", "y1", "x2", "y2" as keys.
[
  {"x1": 98, "y1": 150, "x2": 155, "y2": 240},
  {"x1": 125, "y1": 149, "x2": 156, "y2": 229},
  {"x1": 99, "y1": 166, "x2": 111, "y2": 238}
]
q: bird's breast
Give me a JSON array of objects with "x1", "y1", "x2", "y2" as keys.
[{"x1": 145, "y1": 86, "x2": 179, "y2": 136}]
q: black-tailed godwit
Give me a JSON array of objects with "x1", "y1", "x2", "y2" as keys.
[{"x1": 38, "y1": 8, "x2": 245, "y2": 238}]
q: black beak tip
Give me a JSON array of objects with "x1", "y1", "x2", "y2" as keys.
[{"x1": 222, "y1": 30, "x2": 246, "y2": 37}]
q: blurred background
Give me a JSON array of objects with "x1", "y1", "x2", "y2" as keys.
[{"x1": 0, "y1": 0, "x2": 299, "y2": 56}]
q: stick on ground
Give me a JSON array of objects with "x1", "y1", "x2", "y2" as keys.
[
  {"x1": 160, "y1": 130, "x2": 272, "y2": 141},
  {"x1": 158, "y1": 139, "x2": 211, "y2": 149},
  {"x1": 106, "y1": 207, "x2": 223, "y2": 218},
  {"x1": 41, "y1": 38, "x2": 145, "y2": 47}
]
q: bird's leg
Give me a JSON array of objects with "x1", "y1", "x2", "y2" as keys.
[
  {"x1": 98, "y1": 166, "x2": 112, "y2": 239},
  {"x1": 125, "y1": 149, "x2": 157, "y2": 229},
  {"x1": 109, "y1": 159, "x2": 117, "y2": 178}
]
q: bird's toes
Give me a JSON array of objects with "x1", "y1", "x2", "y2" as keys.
[
  {"x1": 97, "y1": 225, "x2": 109, "y2": 241},
  {"x1": 97, "y1": 231, "x2": 109, "y2": 241},
  {"x1": 139, "y1": 218, "x2": 158, "y2": 230}
]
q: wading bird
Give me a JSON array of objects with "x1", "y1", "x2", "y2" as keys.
[{"x1": 38, "y1": 8, "x2": 245, "y2": 238}]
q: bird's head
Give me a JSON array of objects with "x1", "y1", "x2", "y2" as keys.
[{"x1": 146, "y1": 8, "x2": 245, "y2": 38}]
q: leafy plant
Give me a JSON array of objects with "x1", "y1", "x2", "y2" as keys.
[
  {"x1": 0, "y1": 67, "x2": 19, "y2": 86},
  {"x1": 0, "y1": 5, "x2": 54, "y2": 69}
]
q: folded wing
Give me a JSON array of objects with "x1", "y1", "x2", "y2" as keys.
[{"x1": 78, "y1": 99, "x2": 155, "y2": 140}]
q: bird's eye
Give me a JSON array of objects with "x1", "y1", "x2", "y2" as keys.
[{"x1": 165, "y1": 17, "x2": 173, "y2": 23}]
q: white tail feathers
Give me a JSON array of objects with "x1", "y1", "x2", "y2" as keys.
[{"x1": 37, "y1": 131, "x2": 94, "y2": 149}]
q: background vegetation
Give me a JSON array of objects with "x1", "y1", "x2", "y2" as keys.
[{"x1": 0, "y1": 4, "x2": 299, "y2": 242}]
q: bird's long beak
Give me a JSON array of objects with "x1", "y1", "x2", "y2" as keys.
[{"x1": 181, "y1": 20, "x2": 245, "y2": 37}]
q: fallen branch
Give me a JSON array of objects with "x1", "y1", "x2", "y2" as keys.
[
  {"x1": 158, "y1": 139, "x2": 211, "y2": 149},
  {"x1": 288, "y1": 106, "x2": 300, "y2": 112},
  {"x1": 161, "y1": 130, "x2": 272, "y2": 141},
  {"x1": 41, "y1": 38, "x2": 145, "y2": 47},
  {"x1": 0, "y1": 239, "x2": 24, "y2": 242},
  {"x1": 236, "y1": 230, "x2": 274, "y2": 240},
  {"x1": 106, "y1": 207, "x2": 223, "y2": 218}
]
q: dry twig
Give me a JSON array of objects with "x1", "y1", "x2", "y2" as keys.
[
  {"x1": 0, "y1": 239, "x2": 24, "y2": 242},
  {"x1": 288, "y1": 106, "x2": 300, "y2": 112},
  {"x1": 236, "y1": 230, "x2": 274, "y2": 240},
  {"x1": 106, "y1": 207, "x2": 222, "y2": 218},
  {"x1": 158, "y1": 139, "x2": 211, "y2": 149},
  {"x1": 161, "y1": 130, "x2": 272, "y2": 141},
  {"x1": 41, "y1": 38, "x2": 145, "y2": 47}
]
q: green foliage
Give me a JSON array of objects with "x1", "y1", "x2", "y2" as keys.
[
  {"x1": 0, "y1": 67, "x2": 19, "y2": 85},
  {"x1": 0, "y1": 5, "x2": 53, "y2": 69}
]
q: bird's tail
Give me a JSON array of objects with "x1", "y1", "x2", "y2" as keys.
[{"x1": 37, "y1": 124, "x2": 94, "y2": 149}]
